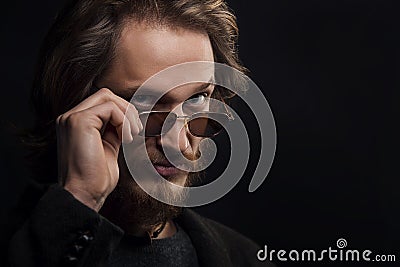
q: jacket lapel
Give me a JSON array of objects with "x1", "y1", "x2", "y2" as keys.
[{"x1": 176, "y1": 209, "x2": 232, "y2": 266}]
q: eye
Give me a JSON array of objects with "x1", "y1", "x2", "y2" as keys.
[
  {"x1": 131, "y1": 95, "x2": 157, "y2": 107},
  {"x1": 185, "y1": 93, "x2": 209, "y2": 106}
]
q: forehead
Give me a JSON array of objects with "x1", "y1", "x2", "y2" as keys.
[{"x1": 101, "y1": 21, "x2": 214, "y2": 99}]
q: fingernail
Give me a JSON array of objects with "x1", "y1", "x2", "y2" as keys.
[
  {"x1": 123, "y1": 123, "x2": 134, "y2": 144},
  {"x1": 137, "y1": 117, "x2": 143, "y2": 131}
]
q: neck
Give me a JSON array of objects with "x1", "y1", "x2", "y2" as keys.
[
  {"x1": 152, "y1": 219, "x2": 177, "y2": 239},
  {"x1": 126, "y1": 219, "x2": 176, "y2": 239}
]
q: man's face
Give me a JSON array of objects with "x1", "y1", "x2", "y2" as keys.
[{"x1": 97, "y1": 21, "x2": 214, "y2": 230}]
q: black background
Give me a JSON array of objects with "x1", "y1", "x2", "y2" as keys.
[{"x1": 1, "y1": 1, "x2": 399, "y2": 267}]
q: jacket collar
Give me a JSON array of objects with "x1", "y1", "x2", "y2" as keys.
[{"x1": 175, "y1": 208, "x2": 232, "y2": 266}]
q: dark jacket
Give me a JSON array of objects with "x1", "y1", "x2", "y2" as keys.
[{"x1": 7, "y1": 184, "x2": 275, "y2": 267}]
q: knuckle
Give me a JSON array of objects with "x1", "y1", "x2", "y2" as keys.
[
  {"x1": 130, "y1": 105, "x2": 139, "y2": 116},
  {"x1": 56, "y1": 113, "x2": 70, "y2": 126},
  {"x1": 56, "y1": 114, "x2": 63, "y2": 125},
  {"x1": 131, "y1": 124, "x2": 140, "y2": 135},
  {"x1": 106, "y1": 101, "x2": 119, "y2": 111},
  {"x1": 125, "y1": 103, "x2": 137, "y2": 117},
  {"x1": 64, "y1": 112, "x2": 81, "y2": 127},
  {"x1": 99, "y1": 87, "x2": 113, "y2": 98}
]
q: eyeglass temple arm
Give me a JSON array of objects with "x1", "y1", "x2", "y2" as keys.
[{"x1": 220, "y1": 97, "x2": 235, "y2": 120}]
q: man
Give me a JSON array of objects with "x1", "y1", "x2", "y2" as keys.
[{"x1": 8, "y1": 0, "x2": 275, "y2": 266}]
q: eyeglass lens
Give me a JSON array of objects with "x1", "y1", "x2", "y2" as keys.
[{"x1": 138, "y1": 112, "x2": 228, "y2": 137}]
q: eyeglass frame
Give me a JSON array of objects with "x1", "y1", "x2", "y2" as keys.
[
  {"x1": 89, "y1": 85, "x2": 235, "y2": 137},
  {"x1": 138, "y1": 110, "x2": 234, "y2": 138}
]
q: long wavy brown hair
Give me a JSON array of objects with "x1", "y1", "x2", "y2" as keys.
[{"x1": 25, "y1": 0, "x2": 246, "y2": 183}]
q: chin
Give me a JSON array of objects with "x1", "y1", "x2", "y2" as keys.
[
  {"x1": 164, "y1": 173, "x2": 188, "y2": 187},
  {"x1": 100, "y1": 171, "x2": 185, "y2": 233}
]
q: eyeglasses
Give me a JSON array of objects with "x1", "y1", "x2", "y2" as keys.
[{"x1": 138, "y1": 111, "x2": 234, "y2": 137}]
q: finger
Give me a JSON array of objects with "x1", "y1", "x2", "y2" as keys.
[
  {"x1": 125, "y1": 103, "x2": 143, "y2": 135},
  {"x1": 68, "y1": 87, "x2": 142, "y2": 138},
  {"x1": 78, "y1": 101, "x2": 132, "y2": 146},
  {"x1": 68, "y1": 88, "x2": 127, "y2": 114}
]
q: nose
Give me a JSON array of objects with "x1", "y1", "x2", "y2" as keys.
[{"x1": 156, "y1": 106, "x2": 192, "y2": 153}]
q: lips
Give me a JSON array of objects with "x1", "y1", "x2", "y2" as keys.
[
  {"x1": 153, "y1": 160, "x2": 180, "y2": 177},
  {"x1": 155, "y1": 160, "x2": 173, "y2": 167},
  {"x1": 153, "y1": 164, "x2": 180, "y2": 177}
]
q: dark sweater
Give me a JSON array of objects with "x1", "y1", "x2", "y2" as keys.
[
  {"x1": 7, "y1": 184, "x2": 276, "y2": 267},
  {"x1": 107, "y1": 222, "x2": 199, "y2": 266}
]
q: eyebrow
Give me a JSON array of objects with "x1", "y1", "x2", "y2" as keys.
[{"x1": 123, "y1": 76, "x2": 215, "y2": 97}]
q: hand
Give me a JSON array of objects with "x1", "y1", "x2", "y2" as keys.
[{"x1": 56, "y1": 88, "x2": 142, "y2": 211}]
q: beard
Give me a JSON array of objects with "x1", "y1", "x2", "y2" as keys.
[{"x1": 99, "y1": 143, "x2": 201, "y2": 235}]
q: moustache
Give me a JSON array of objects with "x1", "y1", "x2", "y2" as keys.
[{"x1": 146, "y1": 146, "x2": 200, "y2": 169}]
